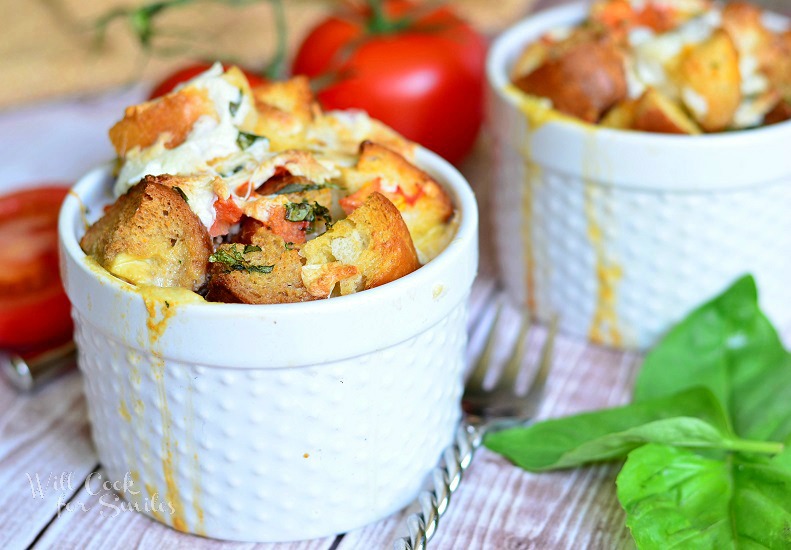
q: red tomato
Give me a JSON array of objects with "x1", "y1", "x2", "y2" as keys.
[
  {"x1": 149, "y1": 63, "x2": 267, "y2": 99},
  {"x1": 210, "y1": 196, "x2": 244, "y2": 237},
  {"x1": 292, "y1": 0, "x2": 486, "y2": 164},
  {"x1": 0, "y1": 186, "x2": 73, "y2": 353}
]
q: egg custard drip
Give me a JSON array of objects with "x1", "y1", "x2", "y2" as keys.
[
  {"x1": 82, "y1": 64, "x2": 458, "y2": 305},
  {"x1": 510, "y1": 0, "x2": 791, "y2": 134}
]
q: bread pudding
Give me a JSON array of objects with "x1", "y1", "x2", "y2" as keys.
[
  {"x1": 511, "y1": 0, "x2": 791, "y2": 133},
  {"x1": 81, "y1": 64, "x2": 457, "y2": 303}
]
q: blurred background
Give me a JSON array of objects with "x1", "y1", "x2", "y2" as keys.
[
  {"x1": 2, "y1": 0, "x2": 790, "y2": 110},
  {"x1": 1, "y1": 0, "x2": 543, "y2": 110}
]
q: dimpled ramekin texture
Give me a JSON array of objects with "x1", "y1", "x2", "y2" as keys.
[{"x1": 75, "y1": 303, "x2": 466, "y2": 541}]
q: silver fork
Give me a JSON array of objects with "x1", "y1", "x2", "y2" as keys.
[{"x1": 393, "y1": 302, "x2": 559, "y2": 550}]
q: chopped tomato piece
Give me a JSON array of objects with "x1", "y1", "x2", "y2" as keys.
[
  {"x1": 593, "y1": 0, "x2": 676, "y2": 34},
  {"x1": 339, "y1": 180, "x2": 382, "y2": 215},
  {"x1": 396, "y1": 184, "x2": 424, "y2": 207},
  {"x1": 210, "y1": 196, "x2": 244, "y2": 237},
  {"x1": 264, "y1": 205, "x2": 309, "y2": 244},
  {"x1": 339, "y1": 179, "x2": 424, "y2": 215}
]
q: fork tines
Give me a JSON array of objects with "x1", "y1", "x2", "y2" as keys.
[{"x1": 463, "y1": 299, "x2": 558, "y2": 421}]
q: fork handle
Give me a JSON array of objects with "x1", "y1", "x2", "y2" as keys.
[{"x1": 393, "y1": 422, "x2": 484, "y2": 550}]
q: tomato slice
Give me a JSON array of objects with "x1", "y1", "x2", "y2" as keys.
[
  {"x1": 0, "y1": 186, "x2": 73, "y2": 353},
  {"x1": 149, "y1": 63, "x2": 267, "y2": 99}
]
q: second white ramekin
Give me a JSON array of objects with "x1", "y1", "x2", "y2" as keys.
[{"x1": 487, "y1": 2, "x2": 791, "y2": 349}]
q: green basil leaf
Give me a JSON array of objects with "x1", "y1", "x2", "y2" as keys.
[
  {"x1": 272, "y1": 182, "x2": 341, "y2": 195},
  {"x1": 247, "y1": 264, "x2": 274, "y2": 274},
  {"x1": 209, "y1": 245, "x2": 272, "y2": 275},
  {"x1": 284, "y1": 200, "x2": 313, "y2": 222},
  {"x1": 635, "y1": 275, "x2": 791, "y2": 442},
  {"x1": 237, "y1": 131, "x2": 265, "y2": 150},
  {"x1": 171, "y1": 186, "x2": 188, "y2": 203},
  {"x1": 229, "y1": 96, "x2": 241, "y2": 117},
  {"x1": 283, "y1": 200, "x2": 332, "y2": 231},
  {"x1": 484, "y1": 389, "x2": 738, "y2": 471},
  {"x1": 617, "y1": 443, "x2": 791, "y2": 549}
]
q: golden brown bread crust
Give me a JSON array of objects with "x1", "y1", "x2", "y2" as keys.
[
  {"x1": 675, "y1": 29, "x2": 741, "y2": 132},
  {"x1": 510, "y1": 41, "x2": 550, "y2": 81},
  {"x1": 633, "y1": 88, "x2": 702, "y2": 135},
  {"x1": 765, "y1": 30, "x2": 791, "y2": 103},
  {"x1": 79, "y1": 178, "x2": 212, "y2": 291},
  {"x1": 339, "y1": 141, "x2": 453, "y2": 263},
  {"x1": 301, "y1": 192, "x2": 420, "y2": 298},
  {"x1": 108, "y1": 88, "x2": 215, "y2": 157},
  {"x1": 252, "y1": 76, "x2": 317, "y2": 150},
  {"x1": 765, "y1": 100, "x2": 791, "y2": 125},
  {"x1": 721, "y1": 2, "x2": 773, "y2": 62},
  {"x1": 513, "y1": 40, "x2": 627, "y2": 123},
  {"x1": 205, "y1": 221, "x2": 315, "y2": 304},
  {"x1": 600, "y1": 99, "x2": 637, "y2": 129}
]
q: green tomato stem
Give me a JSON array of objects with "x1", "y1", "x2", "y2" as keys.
[
  {"x1": 366, "y1": 0, "x2": 412, "y2": 35},
  {"x1": 263, "y1": 0, "x2": 287, "y2": 80},
  {"x1": 367, "y1": 0, "x2": 389, "y2": 33}
]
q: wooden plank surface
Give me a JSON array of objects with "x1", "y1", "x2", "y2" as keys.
[
  {"x1": 31, "y1": 468, "x2": 337, "y2": 550},
  {"x1": 0, "y1": 371, "x2": 97, "y2": 550}
]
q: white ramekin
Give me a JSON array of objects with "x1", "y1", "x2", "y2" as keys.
[
  {"x1": 487, "y1": 2, "x2": 791, "y2": 349},
  {"x1": 58, "y1": 148, "x2": 478, "y2": 542}
]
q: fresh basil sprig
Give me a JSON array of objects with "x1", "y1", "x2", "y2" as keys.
[{"x1": 485, "y1": 275, "x2": 791, "y2": 548}]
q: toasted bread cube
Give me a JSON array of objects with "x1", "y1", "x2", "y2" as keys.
[
  {"x1": 513, "y1": 40, "x2": 627, "y2": 123},
  {"x1": 339, "y1": 141, "x2": 454, "y2": 263},
  {"x1": 300, "y1": 262, "x2": 361, "y2": 299},
  {"x1": 301, "y1": 192, "x2": 420, "y2": 298},
  {"x1": 721, "y1": 2, "x2": 773, "y2": 60},
  {"x1": 80, "y1": 178, "x2": 212, "y2": 290},
  {"x1": 205, "y1": 222, "x2": 314, "y2": 304},
  {"x1": 765, "y1": 30, "x2": 791, "y2": 102},
  {"x1": 510, "y1": 41, "x2": 550, "y2": 81},
  {"x1": 765, "y1": 100, "x2": 791, "y2": 125},
  {"x1": 633, "y1": 88, "x2": 702, "y2": 134},
  {"x1": 252, "y1": 76, "x2": 316, "y2": 150},
  {"x1": 253, "y1": 76, "x2": 315, "y2": 123},
  {"x1": 675, "y1": 29, "x2": 741, "y2": 132},
  {"x1": 601, "y1": 99, "x2": 638, "y2": 129},
  {"x1": 109, "y1": 87, "x2": 216, "y2": 157}
]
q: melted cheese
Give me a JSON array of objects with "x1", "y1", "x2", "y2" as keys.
[
  {"x1": 627, "y1": 12, "x2": 720, "y2": 101},
  {"x1": 115, "y1": 63, "x2": 268, "y2": 198}
]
